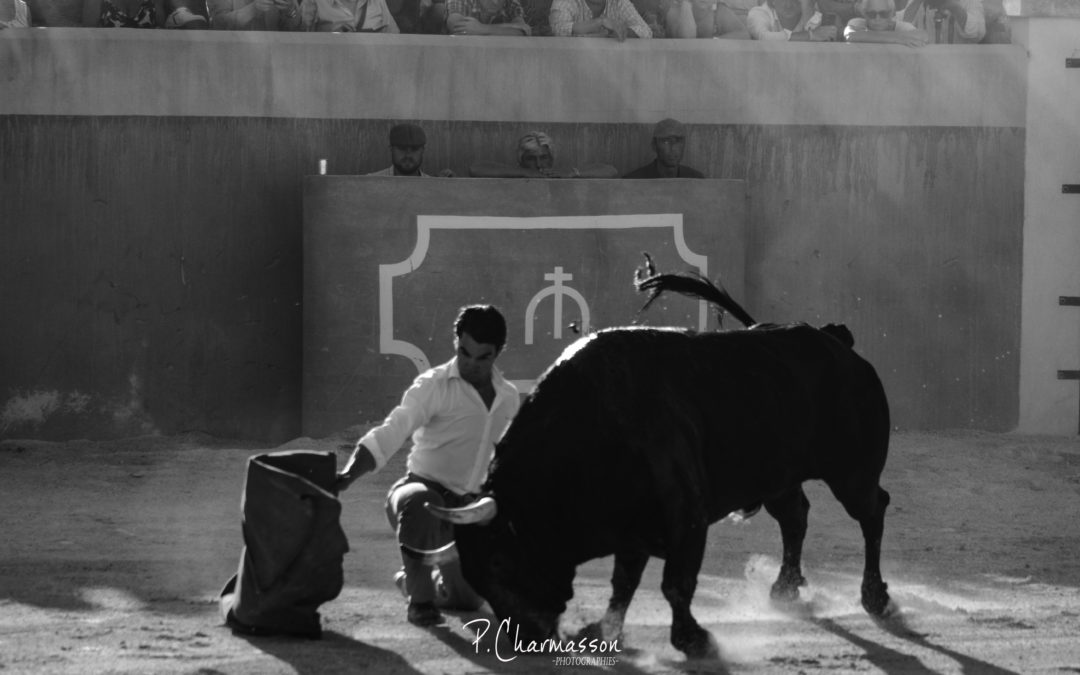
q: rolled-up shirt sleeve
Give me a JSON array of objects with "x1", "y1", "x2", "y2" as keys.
[{"x1": 356, "y1": 375, "x2": 435, "y2": 470}]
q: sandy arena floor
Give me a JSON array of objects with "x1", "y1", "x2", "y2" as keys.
[{"x1": 1, "y1": 429, "x2": 1079, "y2": 674}]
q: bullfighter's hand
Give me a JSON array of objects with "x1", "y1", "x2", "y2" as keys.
[
  {"x1": 334, "y1": 470, "x2": 360, "y2": 493},
  {"x1": 334, "y1": 445, "x2": 376, "y2": 494}
]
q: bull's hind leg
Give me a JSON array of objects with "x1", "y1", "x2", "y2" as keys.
[
  {"x1": 661, "y1": 522, "x2": 715, "y2": 658},
  {"x1": 826, "y1": 479, "x2": 892, "y2": 616},
  {"x1": 764, "y1": 486, "x2": 810, "y2": 602},
  {"x1": 599, "y1": 549, "x2": 649, "y2": 642}
]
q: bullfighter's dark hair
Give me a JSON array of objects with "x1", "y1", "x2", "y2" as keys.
[{"x1": 454, "y1": 304, "x2": 508, "y2": 350}]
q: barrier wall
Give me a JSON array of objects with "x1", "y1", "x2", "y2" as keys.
[
  {"x1": 302, "y1": 177, "x2": 748, "y2": 434},
  {"x1": 0, "y1": 29, "x2": 1028, "y2": 440}
]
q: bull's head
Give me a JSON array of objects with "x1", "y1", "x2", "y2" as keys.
[{"x1": 427, "y1": 497, "x2": 566, "y2": 645}]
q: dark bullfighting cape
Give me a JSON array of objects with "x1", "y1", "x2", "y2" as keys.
[{"x1": 219, "y1": 450, "x2": 348, "y2": 638}]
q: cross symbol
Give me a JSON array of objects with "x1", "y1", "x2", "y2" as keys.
[{"x1": 545, "y1": 267, "x2": 573, "y2": 285}]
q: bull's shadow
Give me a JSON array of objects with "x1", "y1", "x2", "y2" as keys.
[
  {"x1": 426, "y1": 609, "x2": 734, "y2": 675},
  {"x1": 233, "y1": 629, "x2": 424, "y2": 675},
  {"x1": 808, "y1": 613, "x2": 1023, "y2": 675}
]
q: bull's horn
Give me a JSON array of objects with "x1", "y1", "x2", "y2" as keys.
[{"x1": 425, "y1": 496, "x2": 498, "y2": 525}]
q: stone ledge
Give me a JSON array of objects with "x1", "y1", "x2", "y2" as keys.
[{"x1": 1005, "y1": 0, "x2": 1080, "y2": 17}]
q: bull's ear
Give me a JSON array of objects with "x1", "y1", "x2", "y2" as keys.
[{"x1": 425, "y1": 496, "x2": 498, "y2": 525}]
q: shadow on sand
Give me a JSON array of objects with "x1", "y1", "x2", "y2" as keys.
[
  {"x1": 235, "y1": 629, "x2": 425, "y2": 675},
  {"x1": 809, "y1": 611, "x2": 1022, "y2": 675}
]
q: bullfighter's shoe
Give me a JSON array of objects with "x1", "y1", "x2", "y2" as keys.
[{"x1": 406, "y1": 601, "x2": 443, "y2": 627}]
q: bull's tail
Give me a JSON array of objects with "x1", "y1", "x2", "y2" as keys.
[{"x1": 634, "y1": 253, "x2": 757, "y2": 328}]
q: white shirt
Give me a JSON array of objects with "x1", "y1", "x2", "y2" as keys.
[
  {"x1": 358, "y1": 358, "x2": 519, "y2": 495},
  {"x1": 746, "y1": 3, "x2": 821, "y2": 40}
]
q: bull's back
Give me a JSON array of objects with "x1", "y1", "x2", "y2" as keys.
[{"x1": 571, "y1": 325, "x2": 889, "y2": 516}]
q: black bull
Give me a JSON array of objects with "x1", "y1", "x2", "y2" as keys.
[{"x1": 430, "y1": 271, "x2": 891, "y2": 658}]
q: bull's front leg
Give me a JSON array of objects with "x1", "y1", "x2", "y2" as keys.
[
  {"x1": 764, "y1": 486, "x2": 810, "y2": 602},
  {"x1": 598, "y1": 548, "x2": 649, "y2": 642},
  {"x1": 661, "y1": 521, "x2": 715, "y2": 659}
]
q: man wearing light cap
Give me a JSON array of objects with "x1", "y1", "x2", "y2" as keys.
[
  {"x1": 368, "y1": 123, "x2": 454, "y2": 177},
  {"x1": 623, "y1": 118, "x2": 705, "y2": 179},
  {"x1": 469, "y1": 130, "x2": 618, "y2": 178}
]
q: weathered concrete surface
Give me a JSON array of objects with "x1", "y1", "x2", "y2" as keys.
[
  {"x1": 0, "y1": 31, "x2": 1031, "y2": 439},
  {"x1": 301, "y1": 177, "x2": 748, "y2": 436},
  {"x1": 0, "y1": 31, "x2": 1025, "y2": 128}
]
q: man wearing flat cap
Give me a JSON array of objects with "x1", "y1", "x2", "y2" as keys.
[
  {"x1": 623, "y1": 118, "x2": 705, "y2": 179},
  {"x1": 368, "y1": 123, "x2": 454, "y2": 177}
]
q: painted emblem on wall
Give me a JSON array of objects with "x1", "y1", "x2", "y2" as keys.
[{"x1": 378, "y1": 215, "x2": 709, "y2": 392}]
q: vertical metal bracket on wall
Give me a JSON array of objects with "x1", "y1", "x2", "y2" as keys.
[
  {"x1": 1067, "y1": 58, "x2": 1080, "y2": 68},
  {"x1": 1060, "y1": 296, "x2": 1080, "y2": 434}
]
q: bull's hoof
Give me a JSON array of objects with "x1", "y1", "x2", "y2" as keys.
[
  {"x1": 672, "y1": 625, "x2": 717, "y2": 660},
  {"x1": 770, "y1": 568, "x2": 807, "y2": 603},
  {"x1": 861, "y1": 580, "x2": 890, "y2": 616},
  {"x1": 598, "y1": 610, "x2": 625, "y2": 643}
]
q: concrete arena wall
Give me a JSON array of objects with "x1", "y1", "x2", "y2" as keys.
[
  {"x1": 1015, "y1": 17, "x2": 1080, "y2": 435},
  {"x1": 0, "y1": 30, "x2": 1026, "y2": 440}
]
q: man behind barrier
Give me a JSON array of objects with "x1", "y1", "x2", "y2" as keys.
[
  {"x1": 335, "y1": 305, "x2": 520, "y2": 627},
  {"x1": 623, "y1": 118, "x2": 705, "y2": 179},
  {"x1": 469, "y1": 130, "x2": 619, "y2": 178},
  {"x1": 368, "y1": 123, "x2": 455, "y2": 177}
]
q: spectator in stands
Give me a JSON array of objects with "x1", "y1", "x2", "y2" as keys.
[
  {"x1": 816, "y1": 0, "x2": 858, "y2": 36},
  {"x1": 470, "y1": 131, "x2": 620, "y2": 178},
  {"x1": 549, "y1": 0, "x2": 652, "y2": 39},
  {"x1": 624, "y1": 119, "x2": 704, "y2": 179},
  {"x1": 980, "y1": 0, "x2": 1010, "y2": 43},
  {"x1": 843, "y1": 0, "x2": 927, "y2": 45},
  {"x1": 0, "y1": 0, "x2": 31, "y2": 27},
  {"x1": 368, "y1": 124, "x2": 455, "y2": 177},
  {"x1": 746, "y1": 0, "x2": 836, "y2": 40},
  {"x1": 301, "y1": 0, "x2": 399, "y2": 31},
  {"x1": 208, "y1": 0, "x2": 302, "y2": 28},
  {"x1": 446, "y1": 0, "x2": 530, "y2": 34},
  {"x1": 389, "y1": 0, "x2": 447, "y2": 33},
  {"x1": 517, "y1": 0, "x2": 552, "y2": 34},
  {"x1": 632, "y1": 0, "x2": 747, "y2": 38},
  {"x1": 894, "y1": 0, "x2": 984, "y2": 43},
  {"x1": 84, "y1": 0, "x2": 208, "y2": 26}
]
